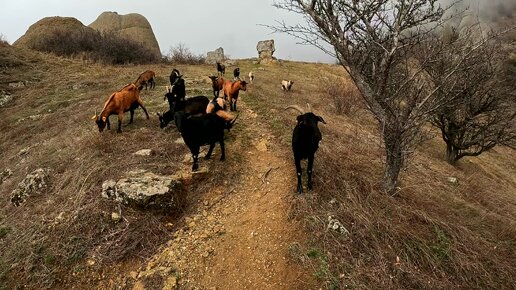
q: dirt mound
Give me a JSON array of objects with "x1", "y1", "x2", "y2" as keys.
[
  {"x1": 89, "y1": 11, "x2": 161, "y2": 58},
  {"x1": 13, "y1": 16, "x2": 94, "y2": 48}
]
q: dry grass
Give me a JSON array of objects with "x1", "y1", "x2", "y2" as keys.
[
  {"x1": 241, "y1": 60, "x2": 516, "y2": 289},
  {"x1": 0, "y1": 45, "x2": 515, "y2": 289}
]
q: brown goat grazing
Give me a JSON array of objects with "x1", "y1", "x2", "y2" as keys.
[
  {"x1": 223, "y1": 80, "x2": 247, "y2": 111},
  {"x1": 281, "y1": 80, "x2": 294, "y2": 91},
  {"x1": 91, "y1": 84, "x2": 149, "y2": 133},
  {"x1": 208, "y1": 76, "x2": 225, "y2": 98},
  {"x1": 134, "y1": 70, "x2": 156, "y2": 90}
]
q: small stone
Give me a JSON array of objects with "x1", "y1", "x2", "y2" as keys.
[
  {"x1": 9, "y1": 81, "x2": 25, "y2": 88},
  {"x1": 447, "y1": 177, "x2": 458, "y2": 184},
  {"x1": 163, "y1": 276, "x2": 177, "y2": 290},
  {"x1": 255, "y1": 140, "x2": 268, "y2": 152},
  {"x1": 133, "y1": 149, "x2": 153, "y2": 156},
  {"x1": 111, "y1": 212, "x2": 121, "y2": 222},
  {"x1": 86, "y1": 259, "x2": 96, "y2": 266},
  {"x1": 129, "y1": 271, "x2": 138, "y2": 279}
]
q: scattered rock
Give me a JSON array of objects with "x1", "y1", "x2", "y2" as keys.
[
  {"x1": 101, "y1": 170, "x2": 184, "y2": 209},
  {"x1": 10, "y1": 168, "x2": 50, "y2": 206},
  {"x1": 129, "y1": 271, "x2": 139, "y2": 280},
  {"x1": 72, "y1": 84, "x2": 85, "y2": 90},
  {"x1": 8, "y1": 81, "x2": 25, "y2": 88},
  {"x1": 162, "y1": 276, "x2": 177, "y2": 290},
  {"x1": 205, "y1": 47, "x2": 225, "y2": 64},
  {"x1": 111, "y1": 212, "x2": 122, "y2": 222},
  {"x1": 255, "y1": 139, "x2": 268, "y2": 152},
  {"x1": 0, "y1": 91, "x2": 13, "y2": 107},
  {"x1": 327, "y1": 215, "x2": 349, "y2": 236},
  {"x1": 0, "y1": 169, "x2": 13, "y2": 185},
  {"x1": 447, "y1": 177, "x2": 458, "y2": 184},
  {"x1": 133, "y1": 149, "x2": 153, "y2": 156}
]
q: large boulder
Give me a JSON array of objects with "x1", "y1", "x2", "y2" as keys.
[
  {"x1": 89, "y1": 12, "x2": 161, "y2": 58},
  {"x1": 13, "y1": 17, "x2": 95, "y2": 49},
  {"x1": 10, "y1": 168, "x2": 50, "y2": 206},
  {"x1": 205, "y1": 47, "x2": 225, "y2": 64},
  {"x1": 101, "y1": 170, "x2": 184, "y2": 210},
  {"x1": 256, "y1": 39, "x2": 278, "y2": 64}
]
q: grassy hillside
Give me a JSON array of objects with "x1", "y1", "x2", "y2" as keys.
[{"x1": 0, "y1": 45, "x2": 515, "y2": 289}]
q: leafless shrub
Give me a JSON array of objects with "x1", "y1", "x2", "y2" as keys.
[
  {"x1": 31, "y1": 29, "x2": 159, "y2": 65},
  {"x1": 167, "y1": 43, "x2": 205, "y2": 65},
  {"x1": 321, "y1": 77, "x2": 362, "y2": 116}
]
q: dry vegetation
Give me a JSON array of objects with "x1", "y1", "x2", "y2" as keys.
[{"x1": 0, "y1": 44, "x2": 515, "y2": 289}]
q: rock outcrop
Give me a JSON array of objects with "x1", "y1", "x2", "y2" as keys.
[
  {"x1": 13, "y1": 17, "x2": 95, "y2": 49},
  {"x1": 101, "y1": 170, "x2": 184, "y2": 210},
  {"x1": 256, "y1": 39, "x2": 278, "y2": 64},
  {"x1": 205, "y1": 47, "x2": 225, "y2": 64},
  {"x1": 89, "y1": 12, "x2": 161, "y2": 58},
  {"x1": 10, "y1": 168, "x2": 50, "y2": 206}
]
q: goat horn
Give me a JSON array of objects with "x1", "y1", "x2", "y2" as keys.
[
  {"x1": 307, "y1": 103, "x2": 312, "y2": 112},
  {"x1": 230, "y1": 114, "x2": 239, "y2": 125},
  {"x1": 284, "y1": 105, "x2": 305, "y2": 115}
]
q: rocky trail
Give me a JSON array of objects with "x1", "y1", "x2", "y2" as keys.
[{"x1": 112, "y1": 100, "x2": 313, "y2": 289}]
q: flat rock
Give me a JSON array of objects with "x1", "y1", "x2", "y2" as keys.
[
  {"x1": 133, "y1": 149, "x2": 153, "y2": 156},
  {"x1": 101, "y1": 170, "x2": 184, "y2": 210}
]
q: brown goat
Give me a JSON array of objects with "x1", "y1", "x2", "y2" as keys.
[
  {"x1": 91, "y1": 83, "x2": 149, "y2": 133},
  {"x1": 223, "y1": 80, "x2": 247, "y2": 111},
  {"x1": 134, "y1": 70, "x2": 156, "y2": 90},
  {"x1": 208, "y1": 76, "x2": 225, "y2": 98}
]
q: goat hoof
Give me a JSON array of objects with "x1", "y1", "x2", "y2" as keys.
[
  {"x1": 220, "y1": 156, "x2": 225, "y2": 161},
  {"x1": 204, "y1": 155, "x2": 211, "y2": 160},
  {"x1": 308, "y1": 184, "x2": 313, "y2": 190},
  {"x1": 192, "y1": 164, "x2": 199, "y2": 171}
]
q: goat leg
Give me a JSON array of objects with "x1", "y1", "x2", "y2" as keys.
[
  {"x1": 205, "y1": 143, "x2": 215, "y2": 160},
  {"x1": 219, "y1": 139, "x2": 225, "y2": 161},
  {"x1": 106, "y1": 117, "x2": 111, "y2": 130},
  {"x1": 307, "y1": 155, "x2": 314, "y2": 190},
  {"x1": 129, "y1": 110, "x2": 134, "y2": 124},
  {"x1": 295, "y1": 157, "x2": 303, "y2": 194},
  {"x1": 117, "y1": 112, "x2": 123, "y2": 133}
]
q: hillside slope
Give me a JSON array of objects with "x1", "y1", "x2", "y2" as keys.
[{"x1": 0, "y1": 45, "x2": 515, "y2": 289}]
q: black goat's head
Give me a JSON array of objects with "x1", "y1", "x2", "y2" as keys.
[{"x1": 285, "y1": 104, "x2": 326, "y2": 126}]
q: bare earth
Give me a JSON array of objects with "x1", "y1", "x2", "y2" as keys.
[{"x1": 109, "y1": 100, "x2": 314, "y2": 290}]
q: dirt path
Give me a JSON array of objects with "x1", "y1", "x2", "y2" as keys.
[{"x1": 125, "y1": 100, "x2": 313, "y2": 289}]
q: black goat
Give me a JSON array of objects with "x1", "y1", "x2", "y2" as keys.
[
  {"x1": 164, "y1": 77, "x2": 186, "y2": 110},
  {"x1": 216, "y1": 62, "x2": 225, "y2": 76},
  {"x1": 158, "y1": 95, "x2": 209, "y2": 129},
  {"x1": 233, "y1": 67, "x2": 240, "y2": 80},
  {"x1": 169, "y1": 68, "x2": 181, "y2": 87},
  {"x1": 178, "y1": 112, "x2": 237, "y2": 171},
  {"x1": 286, "y1": 104, "x2": 326, "y2": 193}
]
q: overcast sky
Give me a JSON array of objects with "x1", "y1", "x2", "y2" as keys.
[{"x1": 0, "y1": 0, "x2": 336, "y2": 63}]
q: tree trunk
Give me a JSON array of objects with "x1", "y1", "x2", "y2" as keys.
[
  {"x1": 383, "y1": 129, "x2": 403, "y2": 194},
  {"x1": 445, "y1": 141, "x2": 459, "y2": 165}
]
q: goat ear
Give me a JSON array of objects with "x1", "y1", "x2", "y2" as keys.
[
  {"x1": 102, "y1": 116, "x2": 107, "y2": 122},
  {"x1": 317, "y1": 116, "x2": 327, "y2": 124},
  {"x1": 296, "y1": 115, "x2": 303, "y2": 123}
]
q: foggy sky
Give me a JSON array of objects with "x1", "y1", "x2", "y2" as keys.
[{"x1": 0, "y1": 0, "x2": 336, "y2": 63}]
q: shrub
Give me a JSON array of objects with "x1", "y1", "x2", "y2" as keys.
[
  {"x1": 321, "y1": 76, "x2": 362, "y2": 116},
  {"x1": 30, "y1": 29, "x2": 159, "y2": 65},
  {"x1": 167, "y1": 43, "x2": 205, "y2": 64}
]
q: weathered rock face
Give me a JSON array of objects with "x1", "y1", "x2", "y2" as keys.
[
  {"x1": 13, "y1": 17, "x2": 95, "y2": 49},
  {"x1": 10, "y1": 168, "x2": 50, "y2": 206},
  {"x1": 256, "y1": 39, "x2": 278, "y2": 64},
  {"x1": 89, "y1": 12, "x2": 161, "y2": 58},
  {"x1": 205, "y1": 47, "x2": 225, "y2": 64},
  {"x1": 101, "y1": 170, "x2": 184, "y2": 210}
]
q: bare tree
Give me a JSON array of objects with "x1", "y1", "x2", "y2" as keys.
[
  {"x1": 272, "y1": 0, "x2": 503, "y2": 193},
  {"x1": 428, "y1": 30, "x2": 516, "y2": 164}
]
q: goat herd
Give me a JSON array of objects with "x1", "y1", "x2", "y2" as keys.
[{"x1": 91, "y1": 63, "x2": 326, "y2": 193}]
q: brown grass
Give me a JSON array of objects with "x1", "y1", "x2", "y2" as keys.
[
  {"x1": 242, "y1": 60, "x2": 516, "y2": 289},
  {"x1": 0, "y1": 45, "x2": 515, "y2": 289}
]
